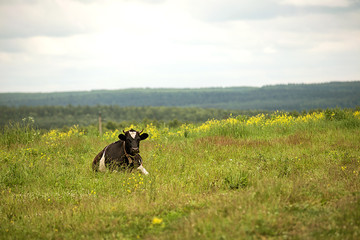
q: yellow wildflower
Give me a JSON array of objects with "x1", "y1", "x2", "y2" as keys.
[{"x1": 152, "y1": 217, "x2": 163, "y2": 225}]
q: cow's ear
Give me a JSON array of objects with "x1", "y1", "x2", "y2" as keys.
[
  {"x1": 140, "y1": 133, "x2": 149, "y2": 140},
  {"x1": 118, "y1": 134, "x2": 126, "y2": 141}
]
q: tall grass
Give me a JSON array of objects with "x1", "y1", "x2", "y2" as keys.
[
  {"x1": 1, "y1": 117, "x2": 41, "y2": 147},
  {"x1": 1, "y1": 109, "x2": 359, "y2": 239}
]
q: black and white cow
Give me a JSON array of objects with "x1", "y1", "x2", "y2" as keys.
[{"x1": 92, "y1": 129, "x2": 149, "y2": 174}]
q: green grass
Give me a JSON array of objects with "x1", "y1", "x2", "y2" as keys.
[{"x1": 1, "y1": 112, "x2": 360, "y2": 239}]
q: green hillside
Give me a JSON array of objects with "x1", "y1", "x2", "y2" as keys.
[{"x1": 1, "y1": 81, "x2": 359, "y2": 110}]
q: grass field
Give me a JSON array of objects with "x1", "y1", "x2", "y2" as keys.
[{"x1": 1, "y1": 109, "x2": 360, "y2": 239}]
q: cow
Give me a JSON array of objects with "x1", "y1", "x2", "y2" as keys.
[{"x1": 92, "y1": 129, "x2": 149, "y2": 175}]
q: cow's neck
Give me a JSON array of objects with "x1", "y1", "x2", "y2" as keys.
[{"x1": 122, "y1": 141, "x2": 133, "y2": 164}]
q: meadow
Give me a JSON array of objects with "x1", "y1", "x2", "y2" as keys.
[{"x1": 1, "y1": 109, "x2": 360, "y2": 239}]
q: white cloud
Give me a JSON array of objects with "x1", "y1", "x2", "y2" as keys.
[
  {"x1": 0, "y1": 0, "x2": 99, "y2": 38},
  {"x1": 0, "y1": 0, "x2": 359, "y2": 92},
  {"x1": 178, "y1": 0, "x2": 291, "y2": 21},
  {"x1": 281, "y1": 0, "x2": 352, "y2": 7},
  {"x1": 179, "y1": 0, "x2": 360, "y2": 22}
]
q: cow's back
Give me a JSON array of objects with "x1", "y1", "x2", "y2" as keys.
[{"x1": 92, "y1": 141, "x2": 125, "y2": 171}]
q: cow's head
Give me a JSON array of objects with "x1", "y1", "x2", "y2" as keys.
[{"x1": 118, "y1": 129, "x2": 149, "y2": 155}]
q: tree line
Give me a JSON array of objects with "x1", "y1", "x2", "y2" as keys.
[{"x1": 1, "y1": 82, "x2": 359, "y2": 111}]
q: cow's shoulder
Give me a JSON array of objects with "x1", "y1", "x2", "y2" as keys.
[
  {"x1": 105, "y1": 140, "x2": 124, "y2": 157},
  {"x1": 108, "y1": 140, "x2": 123, "y2": 147}
]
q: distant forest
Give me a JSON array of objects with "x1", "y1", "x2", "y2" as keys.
[
  {"x1": 1, "y1": 82, "x2": 359, "y2": 129},
  {"x1": 1, "y1": 81, "x2": 359, "y2": 110}
]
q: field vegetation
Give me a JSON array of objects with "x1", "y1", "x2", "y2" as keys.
[
  {"x1": 1, "y1": 109, "x2": 360, "y2": 239},
  {"x1": 0, "y1": 105, "x2": 265, "y2": 129}
]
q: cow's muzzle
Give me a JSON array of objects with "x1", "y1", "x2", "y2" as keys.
[{"x1": 131, "y1": 148, "x2": 140, "y2": 154}]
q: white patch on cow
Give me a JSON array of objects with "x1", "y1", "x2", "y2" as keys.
[
  {"x1": 129, "y1": 131, "x2": 137, "y2": 139},
  {"x1": 137, "y1": 165, "x2": 149, "y2": 175},
  {"x1": 99, "y1": 151, "x2": 106, "y2": 172}
]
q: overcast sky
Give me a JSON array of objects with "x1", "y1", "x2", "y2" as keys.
[{"x1": 0, "y1": 0, "x2": 359, "y2": 92}]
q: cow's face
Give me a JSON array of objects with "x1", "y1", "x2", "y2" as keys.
[{"x1": 118, "y1": 129, "x2": 149, "y2": 155}]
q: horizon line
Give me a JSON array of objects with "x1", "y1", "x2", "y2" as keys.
[{"x1": 0, "y1": 80, "x2": 359, "y2": 94}]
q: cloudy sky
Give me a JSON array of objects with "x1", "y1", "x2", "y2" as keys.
[{"x1": 1, "y1": 0, "x2": 359, "y2": 92}]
